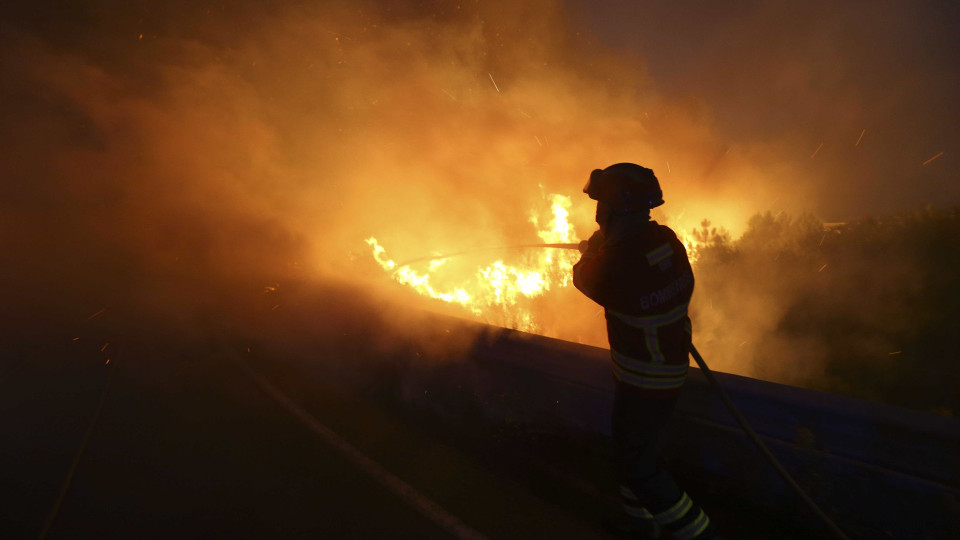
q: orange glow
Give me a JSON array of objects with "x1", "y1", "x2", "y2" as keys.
[
  {"x1": 367, "y1": 194, "x2": 580, "y2": 332},
  {"x1": 366, "y1": 193, "x2": 726, "y2": 335},
  {"x1": 677, "y1": 233, "x2": 701, "y2": 265}
]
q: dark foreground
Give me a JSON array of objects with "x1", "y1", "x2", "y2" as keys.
[
  {"x1": 2, "y1": 336, "x2": 615, "y2": 539},
  {"x1": 2, "y1": 285, "x2": 928, "y2": 539}
]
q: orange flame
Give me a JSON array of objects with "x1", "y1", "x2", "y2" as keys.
[
  {"x1": 367, "y1": 194, "x2": 580, "y2": 332},
  {"x1": 367, "y1": 194, "x2": 716, "y2": 334}
]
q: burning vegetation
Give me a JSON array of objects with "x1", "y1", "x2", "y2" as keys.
[
  {"x1": 365, "y1": 193, "x2": 581, "y2": 332},
  {"x1": 366, "y1": 205, "x2": 960, "y2": 415},
  {"x1": 1, "y1": 1, "x2": 957, "y2": 415}
]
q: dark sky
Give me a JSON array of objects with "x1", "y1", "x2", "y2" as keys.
[
  {"x1": 3, "y1": 1, "x2": 957, "y2": 218},
  {"x1": 572, "y1": 0, "x2": 960, "y2": 218}
]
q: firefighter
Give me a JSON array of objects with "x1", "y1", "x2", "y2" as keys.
[{"x1": 573, "y1": 163, "x2": 718, "y2": 540}]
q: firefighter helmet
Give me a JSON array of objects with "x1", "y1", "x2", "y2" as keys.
[{"x1": 583, "y1": 163, "x2": 664, "y2": 211}]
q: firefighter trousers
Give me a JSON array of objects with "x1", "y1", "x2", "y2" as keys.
[{"x1": 612, "y1": 381, "x2": 715, "y2": 540}]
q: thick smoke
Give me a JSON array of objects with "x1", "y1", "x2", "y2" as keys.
[
  {"x1": 579, "y1": 0, "x2": 959, "y2": 218},
  {"x1": 0, "y1": 0, "x2": 750, "y2": 334},
  {"x1": 1, "y1": 1, "x2": 956, "y2": 401}
]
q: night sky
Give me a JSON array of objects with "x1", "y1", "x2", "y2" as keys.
[{"x1": 577, "y1": 0, "x2": 959, "y2": 217}]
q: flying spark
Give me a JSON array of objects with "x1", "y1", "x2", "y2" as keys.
[
  {"x1": 922, "y1": 152, "x2": 944, "y2": 166},
  {"x1": 855, "y1": 129, "x2": 866, "y2": 147},
  {"x1": 488, "y1": 73, "x2": 501, "y2": 93},
  {"x1": 810, "y1": 142, "x2": 824, "y2": 159},
  {"x1": 87, "y1": 308, "x2": 106, "y2": 320}
]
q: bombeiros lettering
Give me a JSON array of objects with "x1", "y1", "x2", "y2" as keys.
[{"x1": 639, "y1": 270, "x2": 693, "y2": 311}]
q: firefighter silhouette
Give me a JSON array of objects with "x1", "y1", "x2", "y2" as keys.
[{"x1": 574, "y1": 163, "x2": 718, "y2": 540}]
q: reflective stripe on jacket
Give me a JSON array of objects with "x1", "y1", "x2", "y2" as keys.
[{"x1": 573, "y1": 221, "x2": 694, "y2": 396}]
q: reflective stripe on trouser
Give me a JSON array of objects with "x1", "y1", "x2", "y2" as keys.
[
  {"x1": 622, "y1": 487, "x2": 713, "y2": 540},
  {"x1": 609, "y1": 302, "x2": 689, "y2": 329},
  {"x1": 611, "y1": 349, "x2": 687, "y2": 390},
  {"x1": 608, "y1": 304, "x2": 690, "y2": 390},
  {"x1": 654, "y1": 491, "x2": 711, "y2": 540},
  {"x1": 614, "y1": 384, "x2": 713, "y2": 539}
]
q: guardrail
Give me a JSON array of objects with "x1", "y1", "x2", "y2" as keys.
[{"x1": 396, "y1": 319, "x2": 960, "y2": 539}]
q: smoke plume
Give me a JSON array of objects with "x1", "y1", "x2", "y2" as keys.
[{"x1": 1, "y1": 1, "x2": 956, "y2": 400}]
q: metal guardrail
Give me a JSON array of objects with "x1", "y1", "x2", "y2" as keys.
[{"x1": 431, "y1": 322, "x2": 960, "y2": 540}]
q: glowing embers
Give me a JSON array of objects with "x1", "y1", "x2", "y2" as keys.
[
  {"x1": 678, "y1": 234, "x2": 701, "y2": 265},
  {"x1": 366, "y1": 194, "x2": 580, "y2": 332}
]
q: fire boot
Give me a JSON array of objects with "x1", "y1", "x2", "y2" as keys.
[{"x1": 622, "y1": 475, "x2": 718, "y2": 540}]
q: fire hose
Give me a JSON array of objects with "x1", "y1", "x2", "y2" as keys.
[
  {"x1": 398, "y1": 242, "x2": 850, "y2": 540},
  {"x1": 395, "y1": 243, "x2": 580, "y2": 268},
  {"x1": 688, "y1": 345, "x2": 850, "y2": 540}
]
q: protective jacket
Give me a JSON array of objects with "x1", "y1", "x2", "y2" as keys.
[{"x1": 573, "y1": 221, "x2": 694, "y2": 397}]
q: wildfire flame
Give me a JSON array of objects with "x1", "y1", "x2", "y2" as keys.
[
  {"x1": 679, "y1": 236, "x2": 701, "y2": 266},
  {"x1": 366, "y1": 194, "x2": 580, "y2": 332},
  {"x1": 367, "y1": 194, "x2": 712, "y2": 335}
]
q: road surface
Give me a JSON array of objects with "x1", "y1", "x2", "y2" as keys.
[{"x1": 1, "y1": 334, "x2": 615, "y2": 539}]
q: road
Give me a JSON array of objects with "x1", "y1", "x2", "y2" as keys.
[
  {"x1": 1, "y1": 332, "x2": 616, "y2": 539},
  {"x1": 1, "y1": 279, "x2": 831, "y2": 540}
]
